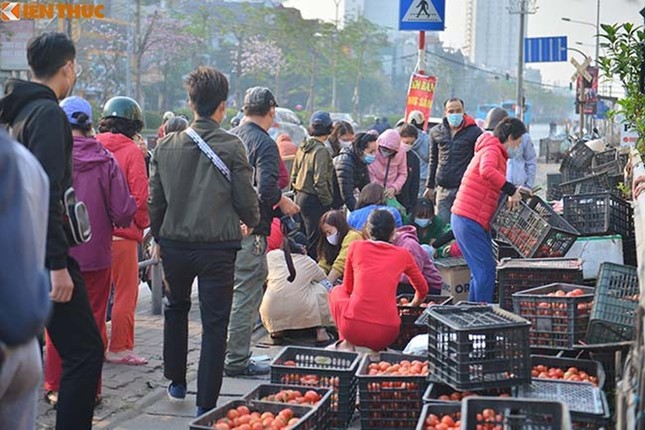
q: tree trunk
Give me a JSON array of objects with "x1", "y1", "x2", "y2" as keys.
[{"x1": 352, "y1": 46, "x2": 364, "y2": 123}]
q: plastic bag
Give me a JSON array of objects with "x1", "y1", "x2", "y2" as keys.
[{"x1": 403, "y1": 334, "x2": 428, "y2": 356}]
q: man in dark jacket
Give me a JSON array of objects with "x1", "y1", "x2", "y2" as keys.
[
  {"x1": 397, "y1": 124, "x2": 421, "y2": 213},
  {"x1": 225, "y1": 87, "x2": 299, "y2": 377},
  {"x1": 0, "y1": 32, "x2": 104, "y2": 430},
  {"x1": 424, "y1": 98, "x2": 482, "y2": 222},
  {"x1": 148, "y1": 67, "x2": 260, "y2": 415}
]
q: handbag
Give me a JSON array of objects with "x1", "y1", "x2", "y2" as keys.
[
  {"x1": 185, "y1": 127, "x2": 231, "y2": 182},
  {"x1": 63, "y1": 187, "x2": 92, "y2": 245}
]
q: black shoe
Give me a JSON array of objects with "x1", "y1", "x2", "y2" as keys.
[{"x1": 224, "y1": 360, "x2": 270, "y2": 377}]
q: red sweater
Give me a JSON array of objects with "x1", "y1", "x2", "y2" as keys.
[
  {"x1": 452, "y1": 132, "x2": 509, "y2": 230},
  {"x1": 96, "y1": 132, "x2": 150, "y2": 242},
  {"x1": 341, "y1": 240, "x2": 428, "y2": 327}
]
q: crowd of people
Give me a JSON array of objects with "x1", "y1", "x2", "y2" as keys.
[{"x1": 0, "y1": 31, "x2": 538, "y2": 429}]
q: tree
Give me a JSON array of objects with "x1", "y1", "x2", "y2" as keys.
[{"x1": 240, "y1": 37, "x2": 286, "y2": 99}]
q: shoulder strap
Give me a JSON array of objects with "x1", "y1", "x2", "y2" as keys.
[{"x1": 185, "y1": 127, "x2": 231, "y2": 182}]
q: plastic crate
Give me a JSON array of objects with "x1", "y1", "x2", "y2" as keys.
[
  {"x1": 242, "y1": 384, "x2": 333, "y2": 429},
  {"x1": 496, "y1": 258, "x2": 584, "y2": 311},
  {"x1": 190, "y1": 399, "x2": 316, "y2": 430},
  {"x1": 356, "y1": 352, "x2": 430, "y2": 429},
  {"x1": 492, "y1": 239, "x2": 521, "y2": 262},
  {"x1": 531, "y1": 355, "x2": 606, "y2": 389},
  {"x1": 592, "y1": 149, "x2": 618, "y2": 167},
  {"x1": 415, "y1": 403, "x2": 461, "y2": 430},
  {"x1": 425, "y1": 304, "x2": 531, "y2": 391},
  {"x1": 559, "y1": 172, "x2": 612, "y2": 196},
  {"x1": 586, "y1": 263, "x2": 640, "y2": 344},
  {"x1": 493, "y1": 196, "x2": 580, "y2": 259},
  {"x1": 563, "y1": 192, "x2": 634, "y2": 238},
  {"x1": 391, "y1": 294, "x2": 452, "y2": 350},
  {"x1": 516, "y1": 379, "x2": 610, "y2": 427},
  {"x1": 547, "y1": 173, "x2": 563, "y2": 201},
  {"x1": 462, "y1": 397, "x2": 572, "y2": 429},
  {"x1": 512, "y1": 284, "x2": 594, "y2": 350},
  {"x1": 560, "y1": 158, "x2": 587, "y2": 183},
  {"x1": 592, "y1": 159, "x2": 622, "y2": 176},
  {"x1": 422, "y1": 383, "x2": 511, "y2": 404},
  {"x1": 623, "y1": 237, "x2": 637, "y2": 267},
  {"x1": 563, "y1": 140, "x2": 595, "y2": 170},
  {"x1": 270, "y1": 347, "x2": 361, "y2": 429}
]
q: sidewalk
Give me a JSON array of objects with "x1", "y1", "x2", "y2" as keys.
[{"x1": 36, "y1": 285, "x2": 282, "y2": 430}]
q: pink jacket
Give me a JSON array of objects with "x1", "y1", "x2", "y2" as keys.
[
  {"x1": 368, "y1": 129, "x2": 408, "y2": 193},
  {"x1": 393, "y1": 226, "x2": 443, "y2": 294}
]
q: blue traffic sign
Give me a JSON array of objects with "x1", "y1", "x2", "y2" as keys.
[
  {"x1": 524, "y1": 36, "x2": 568, "y2": 63},
  {"x1": 399, "y1": 0, "x2": 445, "y2": 31}
]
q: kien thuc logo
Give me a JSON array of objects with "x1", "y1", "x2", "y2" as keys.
[{"x1": 1, "y1": 2, "x2": 20, "y2": 21}]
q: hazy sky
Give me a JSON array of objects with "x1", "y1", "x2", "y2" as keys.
[{"x1": 284, "y1": 0, "x2": 643, "y2": 86}]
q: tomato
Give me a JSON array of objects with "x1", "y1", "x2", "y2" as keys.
[
  {"x1": 227, "y1": 409, "x2": 239, "y2": 420},
  {"x1": 236, "y1": 406, "x2": 250, "y2": 416},
  {"x1": 212, "y1": 424, "x2": 230, "y2": 430}
]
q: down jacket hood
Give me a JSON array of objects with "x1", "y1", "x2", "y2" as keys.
[
  {"x1": 73, "y1": 135, "x2": 116, "y2": 172},
  {"x1": 377, "y1": 129, "x2": 402, "y2": 152},
  {"x1": 0, "y1": 79, "x2": 58, "y2": 125},
  {"x1": 475, "y1": 131, "x2": 509, "y2": 159}
]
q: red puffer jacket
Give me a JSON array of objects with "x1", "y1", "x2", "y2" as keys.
[{"x1": 452, "y1": 132, "x2": 509, "y2": 230}]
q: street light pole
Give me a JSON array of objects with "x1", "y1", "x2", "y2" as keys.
[
  {"x1": 595, "y1": 0, "x2": 600, "y2": 65},
  {"x1": 509, "y1": 0, "x2": 537, "y2": 123}
]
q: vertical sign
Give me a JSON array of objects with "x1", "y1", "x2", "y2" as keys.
[
  {"x1": 405, "y1": 73, "x2": 437, "y2": 130},
  {"x1": 576, "y1": 66, "x2": 599, "y2": 115}
]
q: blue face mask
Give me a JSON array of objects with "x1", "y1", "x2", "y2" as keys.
[
  {"x1": 362, "y1": 153, "x2": 376, "y2": 164},
  {"x1": 415, "y1": 218, "x2": 431, "y2": 228},
  {"x1": 446, "y1": 113, "x2": 464, "y2": 128}
]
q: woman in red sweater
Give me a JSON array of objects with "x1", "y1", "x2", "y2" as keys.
[
  {"x1": 451, "y1": 117, "x2": 530, "y2": 303},
  {"x1": 328, "y1": 209, "x2": 428, "y2": 352}
]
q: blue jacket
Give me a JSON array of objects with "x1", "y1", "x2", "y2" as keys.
[
  {"x1": 412, "y1": 130, "x2": 430, "y2": 186},
  {"x1": 0, "y1": 132, "x2": 51, "y2": 346},
  {"x1": 506, "y1": 133, "x2": 537, "y2": 188},
  {"x1": 348, "y1": 204, "x2": 403, "y2": 231}
]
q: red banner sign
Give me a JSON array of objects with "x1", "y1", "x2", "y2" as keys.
[{"x1": 405, "y1": 73, "x2": 437, "y2": 131}]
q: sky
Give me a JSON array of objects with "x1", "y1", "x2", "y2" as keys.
[{"x1": 283, "y1": 0, "x2": 644, "y2": 87}]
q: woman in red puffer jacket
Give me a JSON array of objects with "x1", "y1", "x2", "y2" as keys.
[{"x1": 451, "y1": 118, "x2": 530, "y2": 303}]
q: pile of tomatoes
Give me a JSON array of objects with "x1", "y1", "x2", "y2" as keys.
[
  {"x1": 474, "y1": 408, "x2": 504, "y2": 430},
  {"x1": 436, "y1": 391, "x2": 510, "y2": 402},
  {"x1": 398, "y1": 297, "x2": 437, "y2": 307},
  {"x1": 532, "y1": 364, "x2": 599, "y2": 386},
  {"x1": 260, "y1": 389, "x2": 322, "y2": 405},
  {"x1": 422, "y1": 412, "x2": 461, "y2": 430},
  {"x1": 366, "y1": 359, "x2": 429, "y2": 377},
  {"x1": 210, "y1": 405, "x2": 299, "y2": 430}
]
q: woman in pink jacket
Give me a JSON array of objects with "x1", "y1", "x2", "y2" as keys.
[{"x1": 368, "y1": 129, "x2": 408, "y2": 199}]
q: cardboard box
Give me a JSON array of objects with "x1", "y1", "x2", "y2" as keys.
[
  {"x1": 565, "y1": 235, "x2": 624, "y2": 279},
  {"x1": 434, "y1": 257, "x2": 471, "y2": 303}
]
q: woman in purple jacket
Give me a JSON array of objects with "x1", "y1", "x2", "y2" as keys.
[{"x1": 44, "y1": 96, "x2": 136, "y2": 406}]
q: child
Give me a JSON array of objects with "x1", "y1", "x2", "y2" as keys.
[{"x1": 409, "y1": 198, "x2": 460, "y2": 258}]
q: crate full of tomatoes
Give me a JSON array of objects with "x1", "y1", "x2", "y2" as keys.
[
  {"x1": 390, "y1": 294, "x2": 452, "y2": 351},
  {"x1": 242, "y1": 384, "x2": 333, "y2": 430},
  {"x1": 190, "y1": 399, "x2": 316, "y2": 430},
  {"x1": 531, "y1": 355, "x2": 605, "y2": 388},
  {"x1": 461, "y1": 397, "x2": 572, "y2": 430},
  {"x1": 415, "y1": 403, "x2": 461, "y2": 430},
  {"x1": 356, "y1": 352, "x2": 430, "y2": 429},
  {"x1": 425, "y1": 304, "x2": 531, "y2": 391},
  {"x1": 270, "y1": 347, "x2": 360, "y2": 429},
  {"x1": 492, "y1": 195, "x2": 579, "y2": 259},
  {"x1": 496, "y1": 258, "x2": 583, "y2": 311},
  {"x1": 512, "y1": 284, "x2": 594, "y2": 350},
  {"x1": 422, "y1": 383, "x2": 511, "y2": 404}
]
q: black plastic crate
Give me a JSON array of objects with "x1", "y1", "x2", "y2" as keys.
[
  {"x1": 426, "y1": 304, "x2": 531, "y2": 391},
  {"x1": 559, "y1": 172, "x2": 612, "y2": 196},
  {"x1": 492, "y1": 239, "x2": 521, "y2": 262},
  {"x1": 586, "y1": 263, "x2": 640, "y2": 344},
  {"x1": 462, "y1": 397, "x2": 572, "y2": 429},
  {"x1": 531, "y1": 355, "x2": 606, "y2": 388},
  {"x1": 592, "y1": 148, "x2": 618, "y2": 167},
  {"x1": 516, "y1": 379, "x2": 610, "y2": 427},
  {"x1": 560, "y1": 158, "x2": 587, "y2": 183},
  {"x1": 592, "y1": 159, "x2": 622, "y2": 176},
  {"x1": 270, "y1": 347, "x2": 361, "y2": 429},
  {"x1": 512, "y1": 284, "x2": 594, "y2": 350},
  {"x1": 563, "y1": 192, "x2": 634, "y2": 239},
  {"x1": 422, "y1": 383, "x2": 511, "y2": 404},
  {"x1": 242, "y1": 384, "x2": 333, "y2": 429},
  {"x1": 496, "y1": 258, "x2": 584, "y2": 311},
  {"x1": 356, "y1": 352, "x2": 430, "y2": 429},
  {"x1": 622, "y1": 237, "x2": 637, "y2": 267},
  {"x1": 190, "y1": 399, "x2": 316, "y2": 430},
  {"x1": 415, "y1": 403, "x2": 461, "y2": 430},
  {"x1": 493, "y1": 195, "x2": 580, "y2": 259},
  {"x1": 547, "y1": 173, "x2": 563, "y2": 201},
  {"x1": 563, "y1": 140, "x2": 595, "y2": 170},
  {"x1": 391, "y1": 294, "x2": 452, "y2": 350}
]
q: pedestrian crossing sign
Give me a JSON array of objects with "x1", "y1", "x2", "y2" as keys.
[{"x1": 399, "y1": 0, "x2": 445, "y2": 31}]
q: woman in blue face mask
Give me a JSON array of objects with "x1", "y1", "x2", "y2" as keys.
[
  {"x1": 333, "y1": 132, "x2": 379, "y2": 211},
  {"x1": 410, "y1": 198, "x2": 460, "y2": 259}
]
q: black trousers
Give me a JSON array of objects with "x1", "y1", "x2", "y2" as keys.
[
  {"x1": 295, "y1": 192, "x2": 329, "y2": 260},
  {"x1": 160, "y1": 242, "x2": 237, "y2": 409},
  {"x1": 47, "y1": 257, "x2": 104, "y2": 430}
]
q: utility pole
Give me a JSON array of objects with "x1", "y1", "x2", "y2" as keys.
[
  {"x1": 331, "y1": 0, "x2": 341, "y2": 110},
  {"x1": 595, "y1": 0, "x2": 600, "y2": 65},
  {"x1": 509, "y1": 0, "x2": 537, "y2": 122}
]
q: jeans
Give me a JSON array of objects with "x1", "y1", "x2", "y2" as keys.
[
  {"x1": 161, "y1": 242, "x2": 237, "y2": 410},
  {"x1": 295, "y1": 192, "x2": 329, "y2": 260},
  {"x1": 451, "y1": 214, "x2": 496, "y2": 303},
  {"x1": 0, "y1": 338, "x2": 41, "y2": 430},
  {"x1": 436, "y1": 186, "x2": 459, "y2": 223},
  {"x1": 47, "y1": 257, "x2": 104, "y2": 430},
  {"x1": 225, "y1": 235, "x2": 268, "y2": 372}
]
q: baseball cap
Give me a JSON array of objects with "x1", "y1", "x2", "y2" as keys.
[
  {"x1": 310, "y1": 111, "x2": 333, "y2": 129},
  {"x1": 408, "y1": 110, "x2": 425, "y2": 125},
  {"x1": 243, "y1": 87, "x2": 278, "y2": 110},
  {"x1": 60, "y1": 96, "x2": 92, "y2": 126}
]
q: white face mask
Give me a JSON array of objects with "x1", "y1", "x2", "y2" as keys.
[
  {"x1": 401, "y1": 144, "x2": 413, "y2": 153},
  {"x1": 339, "y1": 139, "x2": 352, "y2": 149},
  {"x1": 326, "y1": 231, "x2": 340, "y2": 246}
]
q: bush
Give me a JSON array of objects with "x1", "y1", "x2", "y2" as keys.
[{"x1": 144, "y1": 111, "x2": 162, "y2": 130}]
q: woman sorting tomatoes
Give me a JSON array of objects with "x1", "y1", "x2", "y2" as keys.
[{"x1": 328, "y1": 209, "x2": 428, "y2": 352}]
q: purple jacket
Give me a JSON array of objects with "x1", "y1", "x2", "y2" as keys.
[
  {"x1": 394, "y1": 225, "x2": 443, "y2": 294},
  {"x1": 69, "y1": 136, "x2": 136, "y2": 271}
]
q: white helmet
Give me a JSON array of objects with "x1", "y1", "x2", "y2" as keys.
[
  {"x1": 407, "y1": 110, "x2": 425, "y2": 127},
  {"x1": 162, "y1": 111, "x2": 175, "y2": 122}
]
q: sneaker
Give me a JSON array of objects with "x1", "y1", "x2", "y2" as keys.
[
  {"x1": 224, "y1": 360, "x2": 270, "y2": 377},
  {"x1": 167, "y1": 382, "x2": 186, "y2": 402},
  {"x1": 196, "y1": 406, "x2": 210, "y2": 417}
]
